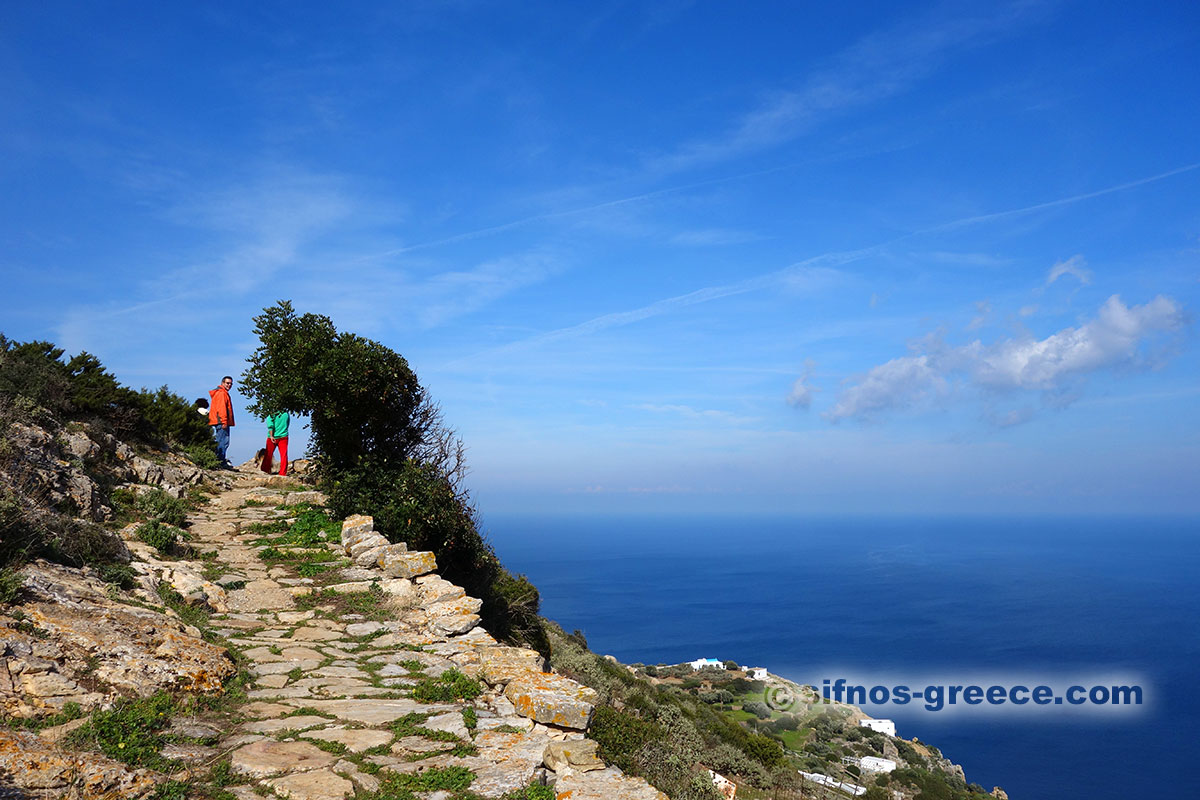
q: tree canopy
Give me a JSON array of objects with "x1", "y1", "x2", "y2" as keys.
[
  {"x1": 241, "y1": 301, "x2": 425, "y2": 476},
  {"x1": 240, "y1": 301, "x2": 544, "y2": 651}
]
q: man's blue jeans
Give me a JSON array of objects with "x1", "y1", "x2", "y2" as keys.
[{"x1": 213, "y1": 425, "x2": 230, "y2": 463}]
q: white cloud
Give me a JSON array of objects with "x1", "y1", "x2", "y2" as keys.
[
  {"x1": 787, "y1": 377, "x2": 814, "y2": 409},
  {"x1": 1045, "y1": 254, "x2": 1092, "y2": 286},
  {"x1": 969, "y1": 294, "x2": 1183, "y2": 389},
  {"x1": 634, "y1": 404, "x2": 759, "y2": 426},
  {"x1": 967, "y1": 300, "x2": 991, "y2": 330},
  {"x1": 827, "y1": 295, "x2": 1186, "y2": 422},
  {"x1": 786, "y1": 360, "x2": 818, "y2": 409},
  {"x1": 827, "y1": 354, "x2": 946, "y2": 421}
]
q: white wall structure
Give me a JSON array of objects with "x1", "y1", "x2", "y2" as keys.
[
  {"x1": 688, "y1": 658, "x2": 725, "y2": 671},
  {"x1": 739, "y1": 667, "x2": 768, "y2": 680},
  {"x1": 799, "y1": 772, "x2": 866, "y2": 797},
  {"x1": 859, "y1": 718, "x2": 897, "y2": 736},
  {"x1": 859, "y1": 756, "x2": 898, "y2": 773}
]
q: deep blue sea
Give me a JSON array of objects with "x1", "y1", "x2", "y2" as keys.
[{"x1": 481, "y1": 512, "x2": 1199, "y2": 800}]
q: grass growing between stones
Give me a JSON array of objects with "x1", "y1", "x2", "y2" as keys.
[
  {"x1": 146, "y1": 758, "x2": 246, "y2": 800},
  {"x1": 155, "y1": 582, "x2": 212, "y2": 631},
  {"x1": 65, "y1": 691, "x2": 178, "y2": 770},
  {"x1": 365, "y1": 765, "x2": 476, "y2": 799},
  {"x1": 410, "y1": 669, "x2": 483, "y2": 702},
  {"x1": 248, "y1": 505, "x2": 340, "y2": 547},
  {"x1": 387, "y1": 712, "x2": 461, "y2": 743},
  {"x1": 358, "y1": 770, "x2": 554, "y2": 800},
  {"x1": 0, "y1": 701, "x2": 84, "y2": 733},
  {"x1": 296, "y1": 584, "x2": 391, "y2": 621},
  {"x1": 284, "y1": 706, "x2": 337, "y2": 719}
]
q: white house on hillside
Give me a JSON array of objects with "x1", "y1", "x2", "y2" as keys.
[
  {"x1": 859, "y1": 718, "x2": 896, "y2": 737},
  {"x1": 688, "y1": 658, "x2": 725, "y2": 671},
  {"x1": 859, "y1": 756, "x2": 898, "y2": 774},
  {"x1": 739, "y1": 666, "x2": 768, "y2": 680}
]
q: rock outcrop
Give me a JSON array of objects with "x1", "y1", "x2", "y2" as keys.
[
  {"x1": 2, "y1": 422, "x2": 210, "y2": 523},
  {"x1": 0, "y1": 561, "x2": 235, "y2": 718}
]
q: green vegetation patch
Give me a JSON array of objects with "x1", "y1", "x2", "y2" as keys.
[
  {"x1": 0, "y1": 566, "x2": 24, "y2": 604},
  {"x1": 295, "y1": 584, "x2": 389, "y2": 620},
  {"x1": 410, "y1": 669, "x2": 483, "y2": 702},
  {"x1": 136, "y1": 520, "x2": 185, "y2": 554},
  {"x1": 66, "y1": 691, "x2": 177, "y2": 769}
]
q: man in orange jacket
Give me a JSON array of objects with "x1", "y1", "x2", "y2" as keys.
[{"x1": 208, "y1": 375, "x2": 235, "y2": 469}]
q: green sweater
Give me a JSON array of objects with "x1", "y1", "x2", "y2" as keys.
[{"x1": 266, "y1": 412, "x2": 289, "y2": 438}]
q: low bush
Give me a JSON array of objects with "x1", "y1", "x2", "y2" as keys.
[
  {"x1": 589, "y1": 705, "x2": 659, "y2": 772},
  {"x1": 0, "y1": 566, "x2": 23, "y2": 604},
  {"x1": 183, "y1": 443, "x2": 221, "y2": 470},
  {"x1": 543, "y1": 621, "x2": 783, "y2": 798},
  {"x1": 136, "y1": 521, "x2": 181, "y2": 554},
  {"x1": 135, "y1": 489, "x2": 188, "y2": 527}
]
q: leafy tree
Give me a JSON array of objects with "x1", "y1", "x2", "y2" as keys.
[
  {"x1": 240, "y1": 301, "x2": 545, "y2": 650},
  {"x1": 241, "y1": 302, "x2": 424, "y2": 476}
]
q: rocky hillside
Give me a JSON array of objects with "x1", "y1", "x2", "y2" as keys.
[{"x1": 0, "y1": 421, "x2": 665, "y2": 800}]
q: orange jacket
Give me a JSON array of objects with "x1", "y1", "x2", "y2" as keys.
[{"x1": 208, "y1": 386, "x2": 235, "y2": 427}]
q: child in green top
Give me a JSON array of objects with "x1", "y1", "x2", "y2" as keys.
[{"x1": 262, "y1": 412, "x2": 290, "y2": 476}]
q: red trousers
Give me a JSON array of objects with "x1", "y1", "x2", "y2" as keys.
[{"x1": 263, "y1": 436, "x2": 288, "y2": 476}]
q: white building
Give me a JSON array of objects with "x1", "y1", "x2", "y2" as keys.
[
  {"x1": 739, "y1": 666, "x2": 769, "y2": 680},
  {"x1": 688, "y1": 658, "x2": 725, "y2": 671},
  {"x1": 859, "y1": 756, "x2": 898, "y2": 774},
  {"x1": 859, "y1": 718, "x2": 896, "y2": 737}
]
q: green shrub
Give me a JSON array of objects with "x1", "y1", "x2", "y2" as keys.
[
  {"x1": 42, "y1": 515, "x2": 130, "y2": 569},
  {"x1": 152, "y1": 781, "x2": 189, "y2": 800},
  {"x1": 183, "y1": 443, "x2": 221, "y2": 470},
  {"x1": 589, "y1": 705, "x2": 658, "y2": 772},
  {"x1": 134, "y1": 489, "x2": 188, "y2": 527},
  {"x1": 0, "y1": 335, "x2": 210, "y2": 450},
  {"x1": 0, "y1": 489, "x2": 31, "y2": 569},
  {"x1": 97, "y1": 563, "x2": 136, "y2": 589},
  {"x1": 0, "y1": 567, "x2": 23, "y2": 604},
  {"x1": 136, "y1": 521, "x2": 181, "y2": 554},
  {"x1": 136, "y1": 385, "x2": 213, "y2": 450}
]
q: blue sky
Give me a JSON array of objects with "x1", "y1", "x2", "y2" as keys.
[{"x1": 2, "y1": 1, "x2": 1198, "y2": 514}]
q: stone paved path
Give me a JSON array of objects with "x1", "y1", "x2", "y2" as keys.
[{"x1": 182, "y1": 470, "x2": 666, "y2": 800}]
